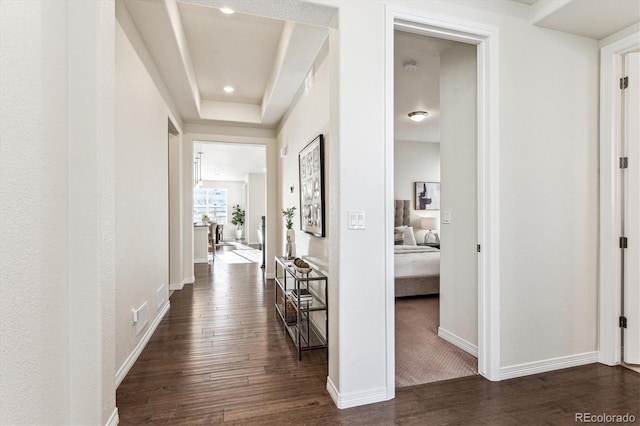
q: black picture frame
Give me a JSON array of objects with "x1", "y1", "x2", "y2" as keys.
[
  {"x1": 415, "y1": 181, "x2": 440, "y2": 210},
  {"x1": 298, "y1": 135, "x2": 325, "y2": 237}
]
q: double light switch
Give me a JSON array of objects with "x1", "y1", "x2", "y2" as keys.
[{"x1": 348, "y1": 210, "x2": 365, "y2": 230}]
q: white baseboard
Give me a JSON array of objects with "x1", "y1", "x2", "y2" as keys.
[
  {"x1": 115, "y1": 301, "x2": 170, "y2": 387},
  {"x1": 326, "y1": 377, "x2": 389, "y2": 409},
  {"x1": 194, "y1": 258, "x2": 208, "y2": 263},
  {"x1": 169, "y1": 282, "x2": 184, "y2": 291},
  {"x1": 622, "y1": 362, "x2": 640, "y2": 374},
  {"x1": 265, "y1": 272, "x2": 275, "y2": 279},
  {"x1": 105, "y1": 407, "x2": 119, "y2": 426},
  {"x1": 438, "y1": 327, "x2": 478, "y2": 357},
  {"x1": 169, "y1": 277, "x2": 194, "y2": 291},
  {"x1": 500, "y1": 351, "x2": 597, "y2": 380}
]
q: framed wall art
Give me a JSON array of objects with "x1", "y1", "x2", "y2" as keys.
[
  {"x1": 415, "y1": 181, "x2": 440, "y2": 210},
  {"x1": 299, "y1": 135, "x2": 325, "y2": 237}
]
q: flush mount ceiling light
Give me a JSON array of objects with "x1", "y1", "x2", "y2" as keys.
[
  {"x1": 220, "y1": 7, "x2": 235, "y2": 14},
  {"x1": 403, "y1": 60, "x2": 418, "y2": 71},
  {"x1": 223, "y1": 86, "x2": 234, "y2": 93},
  {"x1": 408, "y1": 111, "x2": 428, "y2": 122}
]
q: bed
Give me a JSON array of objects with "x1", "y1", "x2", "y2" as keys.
[{"x1": 394, "y1": 200, "x2": 440, "y2": 297}]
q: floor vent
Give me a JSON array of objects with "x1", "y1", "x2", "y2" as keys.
[{"x1": 132, "y1": 301, "x2": 148, "y2": 336}]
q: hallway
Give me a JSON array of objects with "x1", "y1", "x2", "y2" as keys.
[{"x1": 116, "y1": 248, "x2": 640, "y2": 424}]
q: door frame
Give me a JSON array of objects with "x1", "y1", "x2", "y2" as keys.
[
  {"x1": 384, "y1": 6, "x2": 501, "y2": 398},
  {"x1": 598, "y1": 31, "x2": 640, "y2": 366}
]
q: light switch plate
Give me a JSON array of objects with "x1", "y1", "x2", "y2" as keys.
[{"x1": 348, "y1": 210, "x2": 365, "y2": 230}]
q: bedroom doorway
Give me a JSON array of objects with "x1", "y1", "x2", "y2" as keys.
[
  {"x1": 384, "y1": 9, "x2": 501, "y2": 398},
  {"x1": 393, "y1": 31, "x2": 478, "y2": 387}
]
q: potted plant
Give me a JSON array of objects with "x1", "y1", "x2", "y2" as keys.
[
  {"x1": 201, "y1": 212, "x2": 209, "y2": 223},
  {"x1": 281, "y1": 206, "x2": 296, "y2": 231},
  {"x1": 282, "y1": 207, "x2": 296, "y2": 258},
  {"x1": 231, "y1": 204, "x2": 245, "y2": 240}
]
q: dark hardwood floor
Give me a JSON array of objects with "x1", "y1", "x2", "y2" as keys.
[{"x1": 117, "y1": 246, "x2": 640, "y2": 424}]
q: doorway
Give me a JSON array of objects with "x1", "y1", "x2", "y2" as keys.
[
  {"x1": 393, "y1": 30, "x2": 478, "y2": 387},
  {"x1": 191, "y1": 140, "x2": 269, "y2": 266},
  {"x1": 598, "y1": 31, "x2": 640, "y2": 373},
  {"x1": 598, "y1": 33, "x2": 640, "y2": 371},
  {"x1": 384, "y1": 9, "x2": 502, "y2": 398}
]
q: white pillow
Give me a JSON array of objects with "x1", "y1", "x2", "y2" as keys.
[{"x1": 403, "y1": 226, "x2": 417, "y2": 246}]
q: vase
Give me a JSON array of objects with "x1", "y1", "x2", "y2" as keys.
[
  {"x1": 235, "y1": 229, "x2": 243, "y2": 240},
  {"x1": 285, "y1": 229, "x2": 296, "y2": 259}
]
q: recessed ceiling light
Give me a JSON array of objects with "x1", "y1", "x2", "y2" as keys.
[
  {"x1": 220, "y1": 7, "x2": 235, "y2": 14},
  {"x1": 408, "y1": 111, "x2": 428, "y2": 122},
  {"x1": 223, "y1": 86, "x2": 234, "y2": 93}
]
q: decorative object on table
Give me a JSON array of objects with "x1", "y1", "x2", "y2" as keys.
[
  {"x1": 298, "y1": 135, "x2": 325, "y2": 237},
  {"x1": 415, "y1": 181, "x2": 440, "y2": 210},
  {"x1": 421, "y1": 217, "x2": 440, "y2": 245},
  {"x1": 201, "y1": 212, "x2": 209, "y2": 223},
  {"x1": 293, "y1": 257, "x2": 312, "y2": 274},
  {"x1": 231, "y1": 204, "x2": 245, "y2": 240},
  {"x1": 282, "y1": 206, "x2": 297, "y2": 259}
]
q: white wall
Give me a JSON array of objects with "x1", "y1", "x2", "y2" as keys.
[
  {"x1": 247, "y1": 173, "x2": 266, "y2": 245},
  {"x1": 394, "y1": 140, "x2": 441, "y2": 233},
  {"x1": 182, "y1": 137, "x2": 195, "y2": 285},
  {"x1": 439, "y1": 43, "x2": 478, "y2": 348},
  {"x1": 0, "y1": 1, "x2": 117, "y2": 424},
  {"x1": 306, "y1": 0, "x2": 599, "y2": 406},
  {"x1": 115, "y1": 16, "x2": 176, "y2": 374},
  {"x1": 201, "y1": 180, "x2": 246, "y2": 241},
  {"x1": 169, "y1": 131, "x2": 184, "y2": 288},
  {"x1": 277, "y1": 41, "x2": 331, "y2": 268}
]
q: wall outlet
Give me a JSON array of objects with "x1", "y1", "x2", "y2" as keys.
[{"x1": 157, "y1": 285, "x2": 165, "y2": 309}]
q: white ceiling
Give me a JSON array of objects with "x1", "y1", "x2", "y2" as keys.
[
  {"x1": 195, "y1": 142, "x2": 266, "y2": 181},
  {"x1": 394, "y1": 32, "x2": 457, "y2": 143},
  {"x1": 122, "y1": 0, "x2": 331, "y2": 128},
  {"x1": 532, "y1": 0, "x2": 640, "y2": 40},
  {"x1": 122, "y1": 0, "x2": 639, "y2": 176}
]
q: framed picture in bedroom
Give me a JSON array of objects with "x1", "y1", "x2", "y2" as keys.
[
  {"x1": 298, "y1": 134, "x2": 325, "y2": 237},
  {"x1": 415, "y1": 181, "x2": 440, "y2": 210}
]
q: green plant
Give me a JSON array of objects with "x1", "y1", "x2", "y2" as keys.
[
  {"x1": 201, "y1": 212, "x2": 209, "y2": 222},
  {"x1": 230, "y1": 204, "x2": 245, "y2": 229},
  {"x1": 281, "y1": 206, "x2": 296, "y2": 230}
]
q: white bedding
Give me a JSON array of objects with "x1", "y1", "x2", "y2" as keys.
[{"x1": 394, "y1": 245, "x2": 440, "y2": 278}]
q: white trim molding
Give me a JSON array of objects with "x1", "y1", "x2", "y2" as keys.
[
  {"x1": 500, "y1": 352, "x2": 597, "y2": 380},
  {"x1": 106, "y1": 407, "x2": 119, "y2": 426},
  {"x1": 115, "y1": 301, "x2": 170, "y2": 387},
  {"x1": 598, "y1": 30, "x2": 640, "y2": 367},
  {"x1": 385, "y1": 6, "x2": 501, "y2": 398},
  {"x1": 169, "y1": 276, "x2": 194, "y2": 291},
  {"x1": 326, "y1": 377, "x2": 388, "y2": 410},
  {"x1": 194, "y1": 257, "x2": 208, "y2": 264},
  {"x1": 438, "y1": 327, "x2": 478, "y2": 357}
]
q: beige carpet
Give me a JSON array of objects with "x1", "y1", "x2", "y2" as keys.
[{"x1": 395, "y1": 296, "x2": 477, "y2": 387}]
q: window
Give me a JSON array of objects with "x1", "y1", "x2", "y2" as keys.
[{"x1": 193, "y1": 188, "x2": 227, "y2": 224}]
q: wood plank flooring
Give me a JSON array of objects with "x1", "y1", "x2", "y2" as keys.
[{"x1": 117, "y1": 247, "x2": 640, "y2": 424}]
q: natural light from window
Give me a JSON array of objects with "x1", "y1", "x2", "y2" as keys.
[{"x1": 193, "y1": 188, "x2": 227, "y2": 224}]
